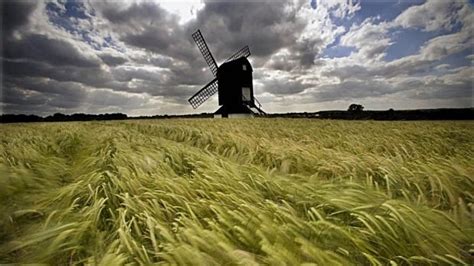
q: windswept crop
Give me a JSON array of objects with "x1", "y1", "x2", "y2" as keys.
[{"x1": 0, "y1": 119, "x2": 473, "y2": 265}]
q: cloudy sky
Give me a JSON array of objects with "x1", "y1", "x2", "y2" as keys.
[{"x1": 1, "y1": 0, "x2": 473, "y2": 116}]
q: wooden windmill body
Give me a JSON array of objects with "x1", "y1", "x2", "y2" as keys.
[{"x1": 188, "y1": 30, "x2": 265, "y2": 118}]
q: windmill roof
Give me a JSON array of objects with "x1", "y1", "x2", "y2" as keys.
[{"x1": 219, "y1": 57, "x2": 252, "y2": 71}]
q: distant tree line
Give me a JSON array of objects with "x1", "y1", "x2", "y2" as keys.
[
  {"x1": 1, "y1": 113, "x2": 128, "y2": 123},
  {"x1": 267, "y1": 108, "x2": 474, "y2": 120},
  {"x1": 0, "y1": 112, "x2": 214, "y2": 123},
  {"x1": 1, "y1": 108, "x2": 473, "y2": 123}
]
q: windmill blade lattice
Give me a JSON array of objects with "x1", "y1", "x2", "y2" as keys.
[
  {"x1": 188, "y1": 78, "x2": 218, "y2": 109},
  {"x1": 192, "y1": 30, "x2": 218, "y2": 77},
  {"x1": 225, "y1": 45, "x2": 251, "y2": 63}
]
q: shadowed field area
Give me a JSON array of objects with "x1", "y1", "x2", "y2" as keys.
[{"x1": 1, "y1": 119, "x2": 473, "y2": 264}]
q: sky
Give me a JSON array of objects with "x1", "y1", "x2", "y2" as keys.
[{"x1": 1, "y1": 0, "x2": 473, "y2": 116}]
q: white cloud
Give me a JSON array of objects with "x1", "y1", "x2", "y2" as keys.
[
  {"x1": 393, "y1": 0, "x2": 465, "y2": 32},
  {"x1": 294, "y1": 0, "x2": 352, "y2": 61},
  {"x1": 316, "y1": 0, "x2": 361, "y2": 18},
  {"x1": 418, "y1": 30, "x2": 473, "y2": 61},
  {"x1": 157, "y1": 0, "x2": 205, "y2": 25},
  {"x1": 340, "y1": 18, "x2": 391, "y2": 61},
  {"x1": 434, "y1": 64, "x2": 451, "y2": 71}
]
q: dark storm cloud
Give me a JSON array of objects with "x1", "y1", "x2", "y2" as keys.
[
  {"x1": 260, "y1": 76, "x2": 310, "y2": 95},
  {"x1": 1, "y1": 77, "x2": 87, "y2": 114},
  {"x1": 323, "y1": 59, "x2": 446, "y2": 82},
  {"x1": 410, "y1": 82, "x2": 472, "y2": 100},
  {"x1": 100, "y1": 1, "x2": 310, "y2": 67},
  {"x1": 10, "y1": 77, "x2": 86, "y2": 100},
  {"x1": 132, "y1": 54, "x2": 174, "y2": 68},
  {"x1": 100, "y1": 2, "x2": 170, "y2": 24},
  {"x1": 265, "y1": 57, "x2": 296, "y2": 72},
  {"x1": 408, "y1": 68, "x2": 473, "y2": 100},
  {"x1": 111, "y1": 66, "x2": 168, "y2": 83},
  {"x1": 4, "y1": 34, "x2": 101, "y2": 67},
  {"x1": 294, "y1": 38, "x2": 324, "y2": 66},
  {"x1": 4, "y1": 60, "x2": 111, "y2": 88},
  {"x1": 194, "y1": 0, "x2": 305, "y2": 60},
  {"x1": 96, "y1": 2, "x2": 216, "y2": 95},
  {"x1": 314, "y1": 80, "x2": 398, "y2": 102},
  {"x1": 1, "y1": 0, "x2": 37, "y2": 37},
  {"x1": 322, "y1": 65, "x2": 372, "y2": 81},
  {"x1": 2, "y1": 82, "x2": 84, "y2": 116},
  {"x1": 132, "y1": 80, "x2": 196, "y2": 101},
  {"x1": 4, "y1": 56, "x2": 202, "y2": 101},
  {"x1": 99, "y1": 53, "x2": 128, "y2": 66},
  {"x1": 313, "y1": 68, "x2": 473, "y2": 103},
  {"x1": 2, "y1": 84, "x2": 48, "y2": 106},
  {"x1": 165, "y1": 62, "x2": 212, "y2": 86},
  {"x1": 1, "y1": 75, "x2": 151, "y2": 116},
  {"x1": 99, "y1": 2, "x2": 197, "y2": 62}
]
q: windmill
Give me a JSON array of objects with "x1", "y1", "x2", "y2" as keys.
[{"x1": 188, "y1": 29, "x2": 265, "y2": 118}]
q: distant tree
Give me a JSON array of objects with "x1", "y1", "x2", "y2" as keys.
[
  {"x1": 51, "y1": 113, "x2": 67, "y2": 121},
  {"x1": 348, "y1": 104, "x2": 364, "y2": 112},
  {"x1": 0, "y1": 114, "x2": 43, "y2": 123}
]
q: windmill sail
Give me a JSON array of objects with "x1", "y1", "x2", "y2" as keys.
[
  {"x1": 192, "y1": 30, "x2": 218, "y2": 77},
  {"x1": 188, "y1": 78, "x2": 218, "y2": 109},
  {"x1": 224, "y1": 45, "x2": 251, "y2": 63}
]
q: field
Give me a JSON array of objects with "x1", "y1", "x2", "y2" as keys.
[{"x1": 0, "y1": 119, "x2": 473, "y2": 265}]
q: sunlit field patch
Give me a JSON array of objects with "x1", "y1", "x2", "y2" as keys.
[{"x1": 1, "y1": 119, "x2": 473, "y2": 264}]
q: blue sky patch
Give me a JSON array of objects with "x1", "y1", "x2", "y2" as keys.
[
  {"x1": 441, "y1": 49, "x2": 472, "y2": 69},
  {"x1": 63, "y1": 0, "x2": 89, "y2": 19},
  {"x1": 354, "y1": 0, "x2": 425, "y2": 24},
  {"x1": 322, "y1": 45, "x2": 357, "y2": 58},
  {"x1": 384, "y1": 28, "x2": 439, "y2": 61}
]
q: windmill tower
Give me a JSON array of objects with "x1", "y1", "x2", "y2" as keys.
[{"x1": 188, "y1": 29, "x2": 265, "y2": 118}]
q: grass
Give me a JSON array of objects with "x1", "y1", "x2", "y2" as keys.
[{"x1": 0, "y1": 119, "x2": 473, "y2": 265}]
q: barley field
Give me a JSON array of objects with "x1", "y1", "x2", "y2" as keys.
[{"x1": 0, "y1": 119, "x2": 473, "y2": 265}]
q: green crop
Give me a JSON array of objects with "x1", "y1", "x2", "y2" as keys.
[{"x1": 0, "y1": 119, "x2": 473, "y2": 265}]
